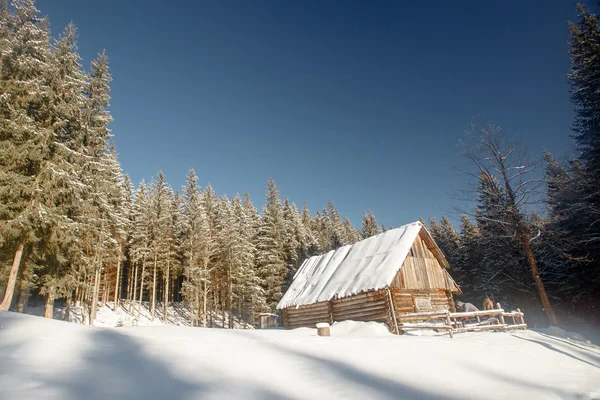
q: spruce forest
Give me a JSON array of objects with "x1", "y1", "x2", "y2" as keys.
[{"x1": 1, "y1": 0, "x2": 599, "y2": 329}]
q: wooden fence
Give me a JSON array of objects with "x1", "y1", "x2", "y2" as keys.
[{"x1": 395, "y1": 308, "x2": 527, "y2": 338}]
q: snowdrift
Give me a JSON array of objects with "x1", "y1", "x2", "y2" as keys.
[
  {"x1": 1, "y1": 312, "x2": 599, "y2": 399},
  {"x1": 21, "y1": 300, "x2": 253, "y2": 329}
]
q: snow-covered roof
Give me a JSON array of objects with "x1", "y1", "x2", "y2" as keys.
[{"x1": 277, "y1": 221, "x2": 441, "y2": 309}]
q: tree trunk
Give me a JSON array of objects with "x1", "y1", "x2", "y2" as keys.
[
  {"x1": 229, "y1": 260, "x2": 234, "y2": 329},
  {"x1": 0, "y1": 242, "x2": 25, "y2": 311},
  {"x1": 74, "y1": 285, "x2": 80, "y2": 308},
  {"x1": 131, "y1": 263, "x2": 138, "y2": 314},
  {"x1": 65, "y1": 291, "x2": 72, "y2": 321},
  {"x1": 163, "y1": 254, "x2": 170, "y2": 323},
  {"x1": 17, "y1": 286, "x2": 29, "y2": 313},
  {"x1": 203, "y1": 280, "x2": 208, "y2": 328},
  {"x1": 90, "y1": 267, "x2": 101, "y2": 325},
  {"x1": 518, "y1": 233, "x2": 558, "y2": 326},
  {"x1": 114, "y1": 247, "x2": 122, "y2": 311},
  {"x1": 126, "y1": 263, "x2": 133, "y2": 308},
  {"x1": 44, "y1": 286, "x2": 54, "y2": 319},
  {"x1": 151, "y1": 253, "x2": 157, "y2": 321},
  {"x1": 17, "y1": 272, "x2": 30, "y2": 313},
  {"x1": 101, "y1": 270, "x2": 108, "y2": 308},
  {"x1": 137, "y1": 259, "x2": 146, "y2": 321}
]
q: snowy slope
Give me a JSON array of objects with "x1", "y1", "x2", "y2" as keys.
[{"x1": 1, "y1": 312, "x2": 599, "y2": 400}]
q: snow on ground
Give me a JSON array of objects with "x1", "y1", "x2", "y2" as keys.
[
  {"x1": 1, "y1": 312, "x2": 599, "y2": 400},
  {"x1": 22, "y1": 301, "x2": 253, "y2": 329}
]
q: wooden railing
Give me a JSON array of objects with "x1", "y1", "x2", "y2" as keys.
[{"x1": 396, "y1": 308, "x2": 526, "y2": 338}]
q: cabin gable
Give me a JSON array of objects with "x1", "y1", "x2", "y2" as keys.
[{"x1": 391, "y1": 228, "x2": 458, "y2": 292}]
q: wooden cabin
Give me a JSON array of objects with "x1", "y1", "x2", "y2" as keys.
[{"x1": 276, "y1": 221, "x2": 461, "y2": 334}]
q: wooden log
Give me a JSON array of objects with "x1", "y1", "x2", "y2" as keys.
[
  {"x1": 391, "y1": 288, "x2": 447, "y2": 295},
  {"x1": 286, "y1": 313, "x2": 331, "y2": 322},
  {"x1": 286, "y1": 314, "x2": 331, "y2": 324},
  {"x1": 498, "y1": 312, "x2": 506, "y2": 330},
  {"x1": 316, "y1": 322, "x2": 330, "y2": 336},
  {"x1": 505, "y1": 324, "x2": 528, "y2": 330},
  {"x1": 399, "y1": 323, "x2": 453, "y2": 330},
  {"x1": 333, "y1": 293, "x2": 386, "y2": 306},
  {"x1": 286, "y1": 306, "x2": 330, "y2": 315},
  {"x1": 449, "y1": 309, "x2": 505, "y2": 319},
  {"x1": 444, "y1": 314, "x2": 454, "y2": 338},
  {"x1": 287, "y1": 301, "x2": 331, "y2": 311},
  {"x1": 333, "y1": 302, "x2": 386, "y2": 318},
  {"x1": 387, "y1": 288, "x2": 400, "y2": 335},
  {"x1": 333, "y1": 290, "x2": 386, "y2": 302},
  {"x1": 453, "y1": 324, "x2": 507, "y2": 332},
  {"x1": 502, "y1": 312, "x2": 525, "y2": 317},
  {"x1": 333, "y1": 302, "x2": 387, "y2": 314},
  {"x1": 397, "y1": 310, "x2": 449, "y2": 319}
]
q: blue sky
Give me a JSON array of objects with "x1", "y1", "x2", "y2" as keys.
[{"x1": 37, "y1": 0, "x2": 584, "y2": 228}]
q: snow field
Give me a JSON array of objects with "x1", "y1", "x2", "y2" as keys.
[{"x1": 1, "y1": 312, "x2": 599, "y2": 399}]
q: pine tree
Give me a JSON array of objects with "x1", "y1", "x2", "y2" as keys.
[
  {"x1": 0, "y1": 0, "x2": 54, "y2": 311},
  {"x1": 343, "y1": 217, "x2": 363, "y2": 244},
  {"x1": 456, "y1": 214, "x2": 482, "y2": 296},
  {"x1": 256, "y1": 178, "x2": 285, "y2": 310},
  {"x1": 130, "y1": 181, "x2": 151, "y2": 321},
  {"x1": 148, "y1": 171, "x2": 171, "y2": 321},
  {"x1": 282, "y1": 198, "x2": 300, "y2": 289},
  {"x1": 300, "y1": 203, "x2": 319, "y2": 257},
  {"x1": 243, "y1": 191, "x2": 266, "y2": 325},
  {"x1": 362, "y1": 210, "x2": 380, "y2": 238},
  {"x1": 462, "y1": 122, "x2": 557, "y2": 325}
]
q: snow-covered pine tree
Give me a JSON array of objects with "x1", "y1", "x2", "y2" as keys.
[
  {"x1": 181, "y1": 169, "x2": 203, "y2": 325},
  {"x1": 282, "y1": 198, "x2": 300, "y2": 289},
  {"x1": 130, "y1": 181, "x2": 151, "y2": 320},
  {"x1": 181, "y1": 181, "x2": 219, "y2": 327},
  {"x1": 343, "y1": 217, "x2": 363, "y2": 244},
  {"x1": 242, "y1": 191, "x2": 266, "y2": 325},
  {"x1": 326, "y1": 201, "x2": 346, "y2": 249},
  {"x1": 456, "y1": 214, "x2": 482, "y2": 297},
  {"x1": 312, "y1": 211, "x2": 330, "y2": 252},
  {"x1": 0, "y1": 0, "x2": 55, "y2": 311},
  {"x1": 301, "y1": 203, "x2": 320, "y2": 257},
  {"x1": 362, "y1": 210, "x2": 380, "y2": 239},
  {"x1": 256, "y1": 178, "x2": 286, "y2": 310},
  {"x1": 462, "y1": 122, "x2": 557, "y2": 325},
  {"x1": 228, "y1": 195, "x2": 253, "y2": 326},
  {"x1": 147, "y1": 171, "x2": 171, "y2": 321},
  {"x1": 473, "y1": 171, "x2": 530, "y2": 308}
]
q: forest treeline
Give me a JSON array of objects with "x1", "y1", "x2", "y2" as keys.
[
  {"x1": 1, "y1": 1, "x2": 599, "y2": 327},
  {"x1": 0, "y1": 0, "x2": 382, "y2": 325},
  {"x1": 428, "y1": 4, "x2": 600, "y2": 325}
]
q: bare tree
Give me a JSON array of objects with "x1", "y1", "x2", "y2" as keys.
[{"x1": 459, "y1": 121, "x2": 558, "y2": 326}]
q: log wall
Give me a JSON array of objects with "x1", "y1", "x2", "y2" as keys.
[
  {"x1": 283, "y1": 301, "x2": 331, "y2": 330},
  {"x1": 391, "y1": 288, "x2": 452, "y2": 315},
  {"x1": 283, "y1": 291, "x2": 389, "y2": 330},
  {"x1": 331, "y1": 290, "x2": 388, "y2": 324}
]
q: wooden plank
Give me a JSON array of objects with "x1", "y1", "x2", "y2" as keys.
[
  {"x1": 286, "y1": 311, "x2": 330, "y2": 320},
  {"x1": 286, "y1": 311, "x2": 329, "y2": 320},
  {"x1": 449, "y1": 309, "x2": 506, "y2": 318},
  {"x1": 334, "y1": 307, "x2": 389, "y2": 320},
  {"x1": 336, "y1": 313, "x2": 389, "y2": 322},
  {"x1": 505, "y1": 324, "x2": 528, "y2": 330},
  {"x1": 397, "y1": 310, "x2": 449, "y2": 318},
  {"x1": 399, "y1": 323, "x2": 453, "y2": 330},
  {"x1": 453, "y1": 324, "x2": 508, "y2": 332}
]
